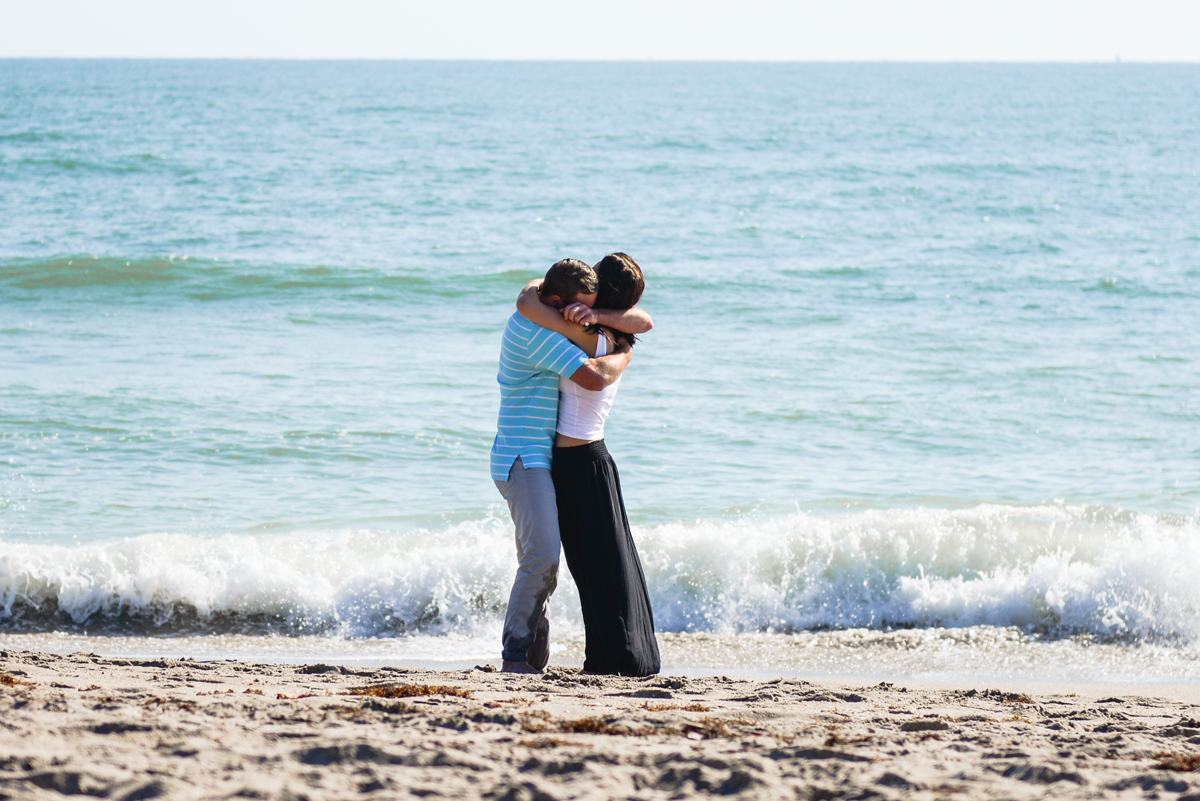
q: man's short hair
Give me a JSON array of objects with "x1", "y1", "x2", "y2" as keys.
[
  {"x1": 540, "y1": 259, "x2": 598, "y2": 304},
  {"x1": 594, "y1": 253, "x2": 644, "y2": 310}
]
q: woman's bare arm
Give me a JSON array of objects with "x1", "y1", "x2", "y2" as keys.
[{"x1": 562, "y1": 303, "x2": 653, "y2": 334}]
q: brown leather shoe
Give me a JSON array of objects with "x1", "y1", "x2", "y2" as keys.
[{"x1": 501, "y1": 660, "x2": 541, "y2": 674}]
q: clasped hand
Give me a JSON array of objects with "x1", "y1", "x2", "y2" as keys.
[{"x1": 560, "y1": 302, "x2": 598, "y2": 326}]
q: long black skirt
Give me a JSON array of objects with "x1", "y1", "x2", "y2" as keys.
[{"x1": 552, "y1": 440, "x2": 660, "y2": 677}]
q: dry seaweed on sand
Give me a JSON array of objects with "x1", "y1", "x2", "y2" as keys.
[
  {"x1": 0, "y1": 673, "x2": 35, "y2": 688},
  {"x1": 342, "y1": 683, "x2": 473, "y2": 700},
  {"x1": 519, "y1": 712, "x2": 656, "y2": 737},
  {"x1": 519, "y1": 737, "x2": 592, "y2": 749},
  {"x1": 1153, "y1": 753, "x2": 1200, "y2": 772},
  {"x1": 557, "y1": 716, "x2": 655, "y2": 736},
  {"x1": 1001, "y1": 695, "x2": 1035, "y2": 705},
  {"x1": 680, "y1": 716, "x2": 757, "y2": 740},
  {"x1": 642, "y1": 701, "x2": 710, "y2": 712}
]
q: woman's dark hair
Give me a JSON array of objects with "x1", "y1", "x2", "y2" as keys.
[{"x1": 592, "y1": 253, "x2": 644, "y2": 346}]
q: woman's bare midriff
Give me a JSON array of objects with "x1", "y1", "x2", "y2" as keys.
[{"x1": 555, "y1": 433, "x2": 597, "y2": 448}]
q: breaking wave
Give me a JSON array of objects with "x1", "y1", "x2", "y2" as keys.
[{"x1": 2, "y1": 503, "x2": 1197, "y2": 643}]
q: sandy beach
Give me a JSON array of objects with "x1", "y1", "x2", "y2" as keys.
[{"x1": 2, "y1": 651, "x2": 1199, "y2": 800}]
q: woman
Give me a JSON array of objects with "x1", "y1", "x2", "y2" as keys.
[{"x1": 515, "y1": 253, "x2": 660, "y2": 676}]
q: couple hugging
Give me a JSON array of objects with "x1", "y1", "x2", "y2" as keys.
[{"x1": 491, "y1": 253, "x2": 660, "y2": 677}]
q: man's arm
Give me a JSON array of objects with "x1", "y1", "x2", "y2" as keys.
[
  {"x1": 562, "y1": 302, "x2": 653, "y2": 334},
  {"x1": 515, "y1": 282, "x2": 598, "y2": 355},
  {"x1": 568, "y1": 339, "x2": 632, "y2": 391}
]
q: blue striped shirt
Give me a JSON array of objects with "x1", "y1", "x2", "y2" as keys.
[{"x1": 490, "y1": 312, "x2": 589, "y2": 481}]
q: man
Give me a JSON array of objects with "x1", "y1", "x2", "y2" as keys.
[{"x1": 491, "y1": 258, "x2": 652, "y2": 674}]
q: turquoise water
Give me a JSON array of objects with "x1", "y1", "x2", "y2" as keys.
[{"x1": 2, "y1": 62, "x2": 1199, "y2": 676}]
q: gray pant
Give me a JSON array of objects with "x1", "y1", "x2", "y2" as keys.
[{"x1": 495, "y1": 457, "x2": 560, "y2": 663}]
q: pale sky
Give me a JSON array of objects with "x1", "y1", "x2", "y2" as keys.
[{"x1": 2, "y1": 0, "x2": 1197, "y2": 61}]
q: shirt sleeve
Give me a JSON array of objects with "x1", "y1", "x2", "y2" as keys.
[{"x1": 525, "y1": 326, "x2": 589, "y2": 378}]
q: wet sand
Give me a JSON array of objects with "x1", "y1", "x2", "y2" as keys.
[{"x1": 3, "y1": 650, "x2": 1200, "y2": 800}]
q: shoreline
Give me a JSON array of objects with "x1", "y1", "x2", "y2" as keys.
[
  {"x1": 4, "y1": 628, "x2": 1200, "y2": 690},
  {"x1": 4, "y1": 650, "x2": 1200, "y2": 799}
]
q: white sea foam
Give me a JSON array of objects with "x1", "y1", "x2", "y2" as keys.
[
  {"x1": 1, "y1": 504, "x2": 1197, "y2": 643},
  {"x1": 0, "y1": 520, "x2": 524, "y2": 637},
  {"x1": 643, "y1": 504, "x2": 1200, "y2": 641}
]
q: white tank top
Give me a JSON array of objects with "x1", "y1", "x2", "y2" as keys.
[{"x1": 557, "y1": 332, "x2": 620, "y2": 441}]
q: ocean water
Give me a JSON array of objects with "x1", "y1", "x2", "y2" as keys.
[{"x1": 2, "y1": 60, "x2": 1199, "y2": 683}]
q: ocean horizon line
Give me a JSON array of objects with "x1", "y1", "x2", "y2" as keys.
[{"x1": 2, "y1": 56, "x2": 1198, "y2": 65}]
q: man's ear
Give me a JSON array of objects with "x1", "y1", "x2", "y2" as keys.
[{"x1": 541, "y1": 294, "x2": 562, "y2": 308}]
